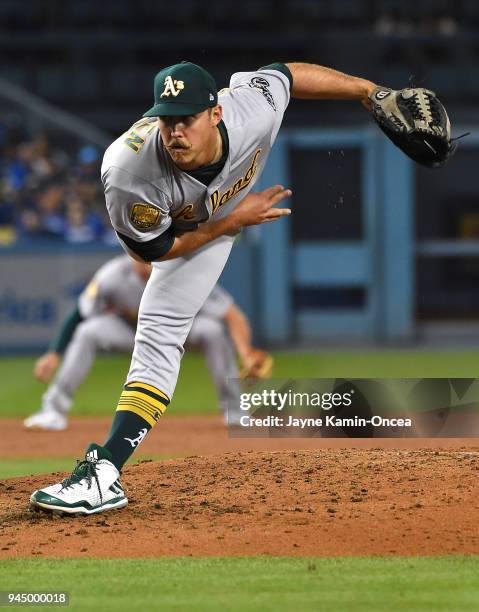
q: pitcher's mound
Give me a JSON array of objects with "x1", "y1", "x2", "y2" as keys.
[{"x1": 0, "y1": 448, "x2": 477, "y2": 557}]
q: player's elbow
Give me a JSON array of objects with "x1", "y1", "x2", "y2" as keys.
[
  {"x1": 116, "y1": 230, "x2": 175, "y2": 263},
  {"x1": 118, "y1": 239, "x2": 150, "y2": 263}
]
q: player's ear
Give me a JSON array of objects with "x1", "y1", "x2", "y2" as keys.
[{"x1": 210, "y1": 105, "x2": 222, "y2": 126}]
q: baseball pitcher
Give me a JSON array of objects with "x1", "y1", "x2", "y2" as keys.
[{"x1": 30, "y1": 60, "x2": 452, "y2": 515}]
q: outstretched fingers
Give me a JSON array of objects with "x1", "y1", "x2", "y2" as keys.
[
  {"x1": 269, "y1": 188, "x2": 292, "y2": 207},
  {"x1": 262, "y1": 207, "x2": 291, "y2": 222},
  {"x1": 262, "y1": 184, "x2": 286, "y2": 198},
  {"x1": 259, "y1": 186, "x2": 292, "y2": 223}
]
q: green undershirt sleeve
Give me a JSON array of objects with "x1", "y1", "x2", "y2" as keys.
[
  {"x1": 259, "y1": 62, "x2": 293, "y2": 91},
  {"x1": 49, "y1": 304, "x2": 84, "y2": 354},
  {"x1": 116, "y1": 228, "x2": 175, "y2": 262}
]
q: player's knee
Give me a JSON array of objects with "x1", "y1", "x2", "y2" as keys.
[
  {"x1": 199, "y1": 320, "x2": 228, "y2": 348},
  {"x1": 74, "y1": 320, "x2": 101, "y2": 347}
]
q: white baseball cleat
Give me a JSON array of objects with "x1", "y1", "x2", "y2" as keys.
[
  {"x1": 23, "y1": 409, "x2": 67, "y2": 431},
  {"x1": 30, "y1": 444, "x2": 128, "y2": 515}
]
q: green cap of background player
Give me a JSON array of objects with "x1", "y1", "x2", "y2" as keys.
[{"x1": 143, "y1": 62, "x2": 218, "y2": 117}]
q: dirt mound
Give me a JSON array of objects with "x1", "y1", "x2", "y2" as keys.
[
  {"x1": 2, "y1": 416, "x2": 476, "y2": 459},
  {"x1": 1, "y1": 448, "x2": 478, "y2": 558}
]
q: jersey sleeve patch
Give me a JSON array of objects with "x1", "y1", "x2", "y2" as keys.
[
  {"x1": 129, "y1": 202, "x2": 163, "y2": 231},
  {"x1": 248, "y1": 76, "x2": 277, "y2": 110},
  {"x1": 84, "y1": 281, "x2": 98, "y2": 299},
  {"x1": 229, "y1": 67, "x2": 290, "y2": 123},
  {"x1": 78, "y1": 277, "x2": 106, "y2": 319}
]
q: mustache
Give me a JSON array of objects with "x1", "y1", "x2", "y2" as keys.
[{"x1": 167, "y1": 140, "x2": 191, "y2": 150}]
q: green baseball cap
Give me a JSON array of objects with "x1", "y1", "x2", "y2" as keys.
[{"x1": 143, "y1": 62, "x2": 218, "y2": 117}]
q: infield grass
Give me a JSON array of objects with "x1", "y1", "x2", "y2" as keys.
[
  {"x1": 0, "y1": 556, "x2": 478, "y2": 611},
  {"x1": 1, "y1": 349, "x2": 479, "y2": 418}
]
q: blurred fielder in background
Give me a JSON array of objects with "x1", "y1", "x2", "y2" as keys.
[{"x1": 24, "y1": 254, "x2": 272, "y2": 431}]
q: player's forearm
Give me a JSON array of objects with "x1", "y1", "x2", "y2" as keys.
[
  {"x1": 153, "y1": 186, "x2": 291, "y2": 261},
  {"x1": 49, "y1": 304, "x2": 84, "y2": 353},
  {"x1": 156, "y1": 216, "x2": 240, "y2": 261},
  {"x1": 224, "y1": 305, "x2": 253, "y2": 361},
  {"x1": 286, "y1": 62, "x2": 376, "y2": 105}
]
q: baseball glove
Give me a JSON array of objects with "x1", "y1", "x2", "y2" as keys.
[
  {"x1": 369, "y1": 86, "x2": 454, "y2": 168},
  {"x1": 239, "y1": 348, "x2": 273, "y2": 380}
]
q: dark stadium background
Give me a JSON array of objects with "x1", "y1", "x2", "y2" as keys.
[{"x1": 1, "y1": 0, "x2": 478, "y2": 347}]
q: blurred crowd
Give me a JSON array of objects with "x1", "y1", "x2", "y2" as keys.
[
  {"x1": 0, "y1": 114, "x2": 114, "y2": 247},
  {"x1": 374, "y1": 10, "x2": 458, "y2": 36}
]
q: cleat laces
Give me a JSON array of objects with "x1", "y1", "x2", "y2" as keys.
[{"x1": 60, "y1": 459, "x2": 103, "y2": 503}]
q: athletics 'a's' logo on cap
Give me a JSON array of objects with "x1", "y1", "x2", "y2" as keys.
[
  {"x1": 130, "y1": 203, "x2": 162, "y2": 231},
  {"x1": 160, "y1": 76, "x2": 185, "y2": 98}
]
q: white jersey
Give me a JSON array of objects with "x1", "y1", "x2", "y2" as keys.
[
  {"x1": 78, "y1": 256, "x2": 147, "y2": 319},
  {"x1": 78, "y1": 254, "x2": 233, "y2": 322},
  {"x1": 101, "y1": 68, "x2": 290, "y2": 251}
]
